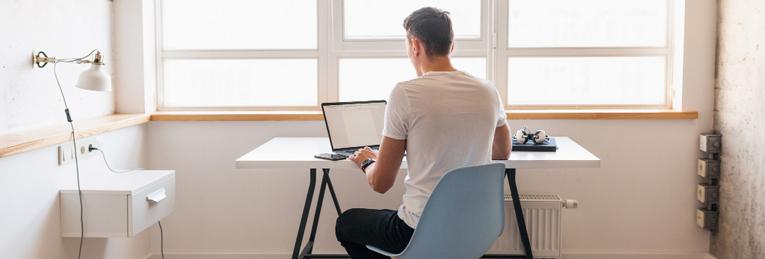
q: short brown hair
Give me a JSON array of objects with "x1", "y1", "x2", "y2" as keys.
[{"x1": 403, "y1": 7, "x2": 454, "y2": 57}]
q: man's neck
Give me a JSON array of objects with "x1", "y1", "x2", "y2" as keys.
[{"x1": 419, "y1": 56, "x2": 456, "y2": 75}]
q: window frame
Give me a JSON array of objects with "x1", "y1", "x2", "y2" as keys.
[
  {"x1": 154, "y1": 0, "x2": 676, "y2": 111},
  {"x1": 496, "y1": 0, "x2": 677, "y2": 110},
  {"x1": 155, "y1": 0, "x2": 326, "y2": 111}
]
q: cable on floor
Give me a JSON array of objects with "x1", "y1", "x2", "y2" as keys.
[{"x1": 158, "y1": 221, "x2": 165, "y2": 259}]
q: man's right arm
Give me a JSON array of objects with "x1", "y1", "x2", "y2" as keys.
[{"x1": 492, "y1": 124, "x2": 511, "y2": 160}]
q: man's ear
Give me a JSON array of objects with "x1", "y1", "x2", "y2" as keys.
[{"x1": 410, "y1": 37, "x2": 420, "y2": 57}]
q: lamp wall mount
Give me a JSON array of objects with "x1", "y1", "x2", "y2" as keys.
[{"x1": 32, "y1": 50, "x2": 105, "y2": 69}]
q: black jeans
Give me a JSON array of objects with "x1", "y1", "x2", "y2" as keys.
[{"x1": 335, "y1": 208, "x2": 415, "y2": 259}]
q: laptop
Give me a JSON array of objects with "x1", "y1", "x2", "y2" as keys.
[{"x1": 321, "y1": 100, "x2": 387, "y2": 157}]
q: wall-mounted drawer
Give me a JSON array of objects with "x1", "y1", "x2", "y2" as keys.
[{"x1": 60, "y1": 170, "x2": 175, "y2": 238}]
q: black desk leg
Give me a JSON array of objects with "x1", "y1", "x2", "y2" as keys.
[
  {"x1": 507, "y1": 168, "x2": 534, "y2": 259},
  {"x1": 325, "y1": 169, "x2": 342, "y2": 215},
  {"x1": 293, "y1": 169, "x2": 317, "y2": 259},
  {"x1": 294, "y1": 169, "x2": 350, "y2": 259},
  {"x1": 301, "y1": 171, "x2": 329, "y2": 257}
]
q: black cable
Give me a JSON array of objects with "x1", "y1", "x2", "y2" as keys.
[
  {"x1": 158, "y1": 221, "x2": 165, "y2": 259},
  {"x1": 54, "y1": 62, "x2": 84, "y2": 259},
  {"x1": 70, "y1": 127, "x2": 84, "y2": 259}
]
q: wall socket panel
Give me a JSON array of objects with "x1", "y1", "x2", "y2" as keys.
[
  {"x1": 699, "y1": 133, "x2": 722, "y2": 153},
  {"x1": 57, "y1": 138, "x2": 100, "y2": 165},
  {"x1": 697, "y1": 184, "x2": 720, "y2": 208},
  {"x1": 696, "y1": 209, "x2": 719, "y2": 230},
  {"x1": 697, "y1": 159, "x2": 720, "y2": 180}
]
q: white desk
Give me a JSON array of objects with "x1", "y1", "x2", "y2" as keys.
[
  {"x1": 236, "y1": 137, "x2": 599, "y2": 169},
  {"x1": 236, "y1": 137, "x2": 600, "y2": 259}
]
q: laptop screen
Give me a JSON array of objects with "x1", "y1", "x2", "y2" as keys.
[{"x1": 322, "y1": 101, "x2": 386, "y2": 151}]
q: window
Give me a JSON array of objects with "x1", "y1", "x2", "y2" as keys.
[
  {"x1": 500, "y1": 0, "x2": 674, "y2": 108},
  {"x1": 338, "y1": 58, "x2": 486, "y2": 101},
  {"x1": 158, "y1": 0, "x2": 319, "y2": 109},
  {"x1": 157, "y1": 0, "x2": 676, "y2": 110},
  {"x1": 343, "y1": 0, "x2": 482, "y2": 39},
  {"x1": 161, "y1": 0, "x2": 317, "y2": 50}
]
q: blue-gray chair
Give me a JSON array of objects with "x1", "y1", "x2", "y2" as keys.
[{"x1": 367, "y1": 163, "x2": 506, "y2": 259}]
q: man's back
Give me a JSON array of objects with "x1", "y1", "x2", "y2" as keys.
[
  {"x1": 336, "y1": 7, "x2": 512, "y2": 258},
  {"x1": 383, "y1": 70, "x2": 507, "y2": 228}
]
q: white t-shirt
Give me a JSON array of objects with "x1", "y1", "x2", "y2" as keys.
[{"x1": 383, "y1": 70, "x2": 507, "y2": 228}]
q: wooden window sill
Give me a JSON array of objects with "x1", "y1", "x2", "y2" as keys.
[
  {"x1": 506, "y1": 110, "x2": 699, "y2": 120},
  {"x1": 150, "y1": 110, "x2": 698, "y2": 121},
  {"x1": 0, "y1": 110, "x2": 696, "y2": 157},
  {"x1": 0, "y1": 114, "x2": 150, "y2": 158}
]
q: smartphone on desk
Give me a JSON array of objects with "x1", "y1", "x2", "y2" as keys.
[{"x1": 314, "y1": 153, "x2": 347, "y2": 161}]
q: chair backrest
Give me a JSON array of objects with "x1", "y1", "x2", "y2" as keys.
[{"x1": 397, "y1": 163, "x2": 506, "y2": 259}]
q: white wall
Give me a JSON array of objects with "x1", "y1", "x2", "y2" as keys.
[
  {"x1": 0, "y1": 126, "x2": 150, "y2": 259},
  {"x1": 0, "y1": 0, "x2": 115, "y2": 134},
  {"x1": 136, "y1": 0, "x2": 717, "y2": 258},
  {"x1": 147, "y1": 118, "x2": 712, "y2": 258},
  {"x1": 0, "y1": 0, "x2": 151, "y2": 258}
]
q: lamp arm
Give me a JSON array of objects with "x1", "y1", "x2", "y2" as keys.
[
  {"x1": 58, "y1": 49, "x2": 101, "y2": 63},
  {"x1": 33, "y1": 49, "x2": 104, "y2": 68}
]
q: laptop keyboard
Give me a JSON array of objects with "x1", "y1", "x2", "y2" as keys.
[
  {"x1": 336, "y1": 147, "x2": 378, "y2": 157},
  {"x1": 336, "y1": 150, "x2": 354, "y2": 156}
]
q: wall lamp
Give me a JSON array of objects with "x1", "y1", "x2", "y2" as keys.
[
  {"x1": 32, "y1": 49, "x2": 112, "y2": 259},
  {"x1": 32, "y1": 49, "x2": 112, "y2": 92}
]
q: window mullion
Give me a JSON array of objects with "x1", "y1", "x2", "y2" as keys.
[
  {"x1": 155, "y1": 0, "x2": 166, "y2": 111},
  {"x1": 494, "y1": 0, "x2": 509, "y2": 106},
  {"x1": 665, "y1": 0, "x2": 677, "y2": 110},
  {"x1": 318, "y1": 0, "x2": 332, "y2": 103}
]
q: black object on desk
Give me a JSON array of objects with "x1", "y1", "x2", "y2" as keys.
[
  {"x1": 314, "y1": 153, "x2": 348, "y2": 161},
  {"x1": 512, "y1": 137, "x2": 558, "y2": 152}
]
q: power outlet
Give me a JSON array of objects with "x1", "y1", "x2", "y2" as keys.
[
  {"x1": 57, "y1": 137, "x2": 101, "y2": 166},
  {"x1": 76, "y1": 138, "x2": 101, "y2": 157}
]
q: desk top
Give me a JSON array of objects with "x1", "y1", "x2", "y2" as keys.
[{"x1": 236, "y1": 137, "x2": 600, "y2": 170}]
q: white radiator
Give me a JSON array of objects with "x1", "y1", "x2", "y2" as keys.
[{"x1": 490, "y1": 194, "x2": 576, "y2": 259}]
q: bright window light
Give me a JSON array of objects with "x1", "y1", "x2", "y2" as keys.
[
  {"x1": 157, "y1": 0, "x2": 675, "y2": 110},
  {"x1": 339, "y1": 58, "x2": 486, "y2": 101},
  {"x1": 344, "y1": 0, "x2": 481, "y2": 40},
  {"x1": 508, "y1": 0, "x2": 667, "y2": 47},
  {"x1": 162, "y1": 0, "x2": 317, "y2": 50},
  {"x1": 163, "y1": 59, "x2": 317, "y2": 107},
  {"x1": 507, "y1": 57, "x2": 666, "y2": 105}
]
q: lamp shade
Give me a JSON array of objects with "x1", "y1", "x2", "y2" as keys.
[{"x1": 75, "y1": 63, "x2": 111, "y2": 92}]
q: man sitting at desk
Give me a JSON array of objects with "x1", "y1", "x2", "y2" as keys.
[{"x1": 337, "y1": 7, "x2": 512, "y2": 259}]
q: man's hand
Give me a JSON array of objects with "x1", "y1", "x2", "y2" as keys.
[{"x1": 349, "y1": 147, "x2": 378, "y2": 168}]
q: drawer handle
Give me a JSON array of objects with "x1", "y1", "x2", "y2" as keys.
[{"x1": 146, "y1": 188, "x2": 167, "y2": 205}]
